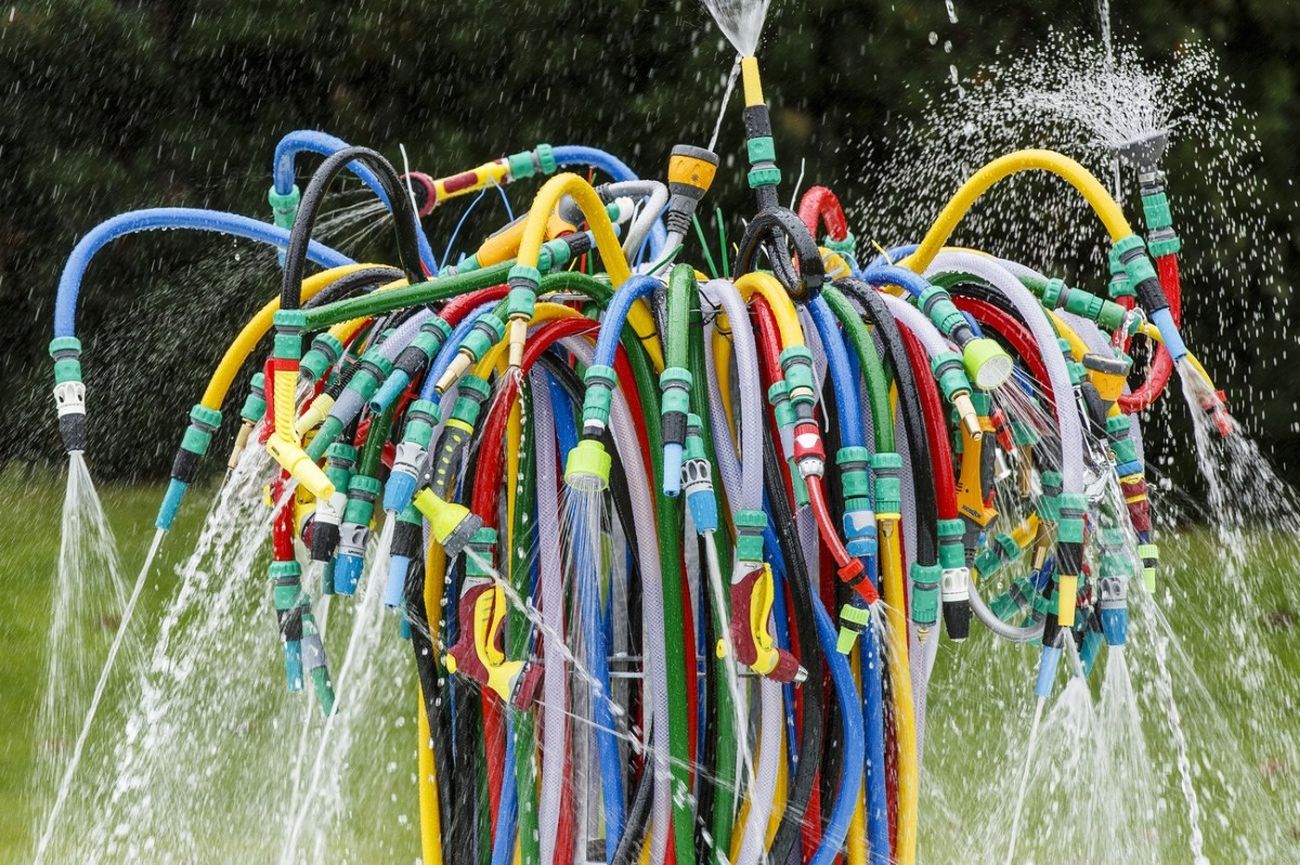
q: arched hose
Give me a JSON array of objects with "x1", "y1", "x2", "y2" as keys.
[{"x1": 281, "y1": 145, "x2": 426, "y2": 310}]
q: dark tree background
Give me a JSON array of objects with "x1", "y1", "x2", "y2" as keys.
[{"x1": 1, "y1": 0, "x2": 1296, "y2": 493}]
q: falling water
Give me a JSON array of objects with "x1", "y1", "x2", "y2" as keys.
[
  {"x1": 42, "y1": 453, "x2": 129, "y2": 741},
  {"x1": 32, "y1": 526, "x2": 163, "y2": 865},
  {"x1": 1002, "y1": 696, "x2": 1045, "y2": 865},
  {"x1": 708, "y1": 57, "x2": 742, "y2": 154},
  {"x1": 700, "y1": 0, "x2": 771, "y2": 57}
]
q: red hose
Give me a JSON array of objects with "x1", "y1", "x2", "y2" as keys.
[
  {"x1": 797, "y1": 186, "x2": 849, "y2": 243},
  {"x1": 898, "y1": 327, "x2": 959, "y2": 522},
  {"x1": 1118, "y1": 253, "x2": 1181, "y2": 413}
]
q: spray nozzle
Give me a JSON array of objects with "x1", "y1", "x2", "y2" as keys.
[
  {"x1": 664, "y1": 145, "x2": 720, "y2": 237},
  {"x1": 1112, "y1": 129, "x2": 1169, "y2": 176}
]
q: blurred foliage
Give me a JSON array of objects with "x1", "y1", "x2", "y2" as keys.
[{"x1": 0, "y1": 0, "x2": 1296, "y2": 488}]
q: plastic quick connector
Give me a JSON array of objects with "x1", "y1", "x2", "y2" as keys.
[
  {"x1": 228, "y1": 372, "x2": 267, "y2": 470},
  {"x1": 1107, "y1": 245, "x2": 1134, "y2": 300},
  {"x1": 938, "y1": 518, "x2": 971, "y2": 640},
  {"x1": 1054, "y1": 491, "x2": 1087, "y2": 628},
  {"x1": 385, "y1": 506, "x2": 423, "y2": 608},
  {"x1": 384, "y1": 399, "x2": 439, "y2": 514},
  {"x1": 579, "y1": 364, "x2": 617, "y2": 439},
  {"x1": 300, "y1": 333, "x2": 344, "y2": 384},
  {"x1": 659, "y1": 367, "x2": 693, "y2": 497},
  {"x1": 779, "y1": 346, "x2": 817, "y2": 410},
  {"x1": 311, "y1": 443, "x2": 356, "y2": 568},
  {"x1": 909, "y1": 562, "x2": 942, "y2": 638},
  {"x1": 1113, "y1": 234, "x2": 1169, "y2": 315},
  {"x1": 1039, "y1": 278, "x2": 1127, "y2": 333},
  {"x1": 681, "y1": 414, "x2": 718, "y2": 534},
  {"x1": 919, "y1": 285, "x2": 971, "y2": 343},
  {"x1": 374, "y1": 317, "x2": 452, "y2": 414},
  {"x1": 267, "y1": 184, "x2": 301, "y2": 231},
  {"x1": 837, "y1": 447, "x2": 877, "y2": 565},
  {"x1": 870, "y1": 453, "x2": 903, "y2": 520},
  {"x1": 301, "y1": 607, "x2": 334, "y2": 715},
  {"x1": 931, "y1": 351, "x2": 981, "y2": 440},
  {"x1": 413, "y1": 488, "x2": 483, "y2": 559},
  {"x1": 505, "y1": 265, "x2": 541, "y2": 369},
  {"x1": 437, "y1": 313, "x2": 506, "y2": 395},
  {"x1": 333, "y1": 475, "x2": 382, "y2": 595},
  {"x1": 270, "y1": 560, "x2": 306, "y2": 691},
  {"x1": 1138, "y1": 543, "x2": 1159, "y2": 593},
  {"x1": 836, "y1": 600, "x2": 871, "y2": 655},
  {"x1": 156, "y1": 403, "x2": 223, "y2": 531},
  {"x1": 1098, "y1": 528, "x2": 1131, "y2": 647},
  {"x1": 50, "y1": 336, "x2": 87, "y2": 453}
]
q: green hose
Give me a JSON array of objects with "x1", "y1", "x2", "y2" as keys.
[
  {"x1": 822, "y1": 285, "x2": 895, "y2": 450},
  {"x1": 508, "y1": 379, "x2": 540, "y2": 865}
]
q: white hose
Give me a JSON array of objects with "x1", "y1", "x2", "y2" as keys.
[
  {"x1": 701, "y1": 278, "x2": 764, "y2": 511},
  {"x1": 560, "y1": 336, "x2": 672, "y2": 865},
  {"x1": 925, "y1": 251, "x2": 1087, "y2": 494},
  {"x1": 532, "y1": 368, "x2": 567, "y2": 865}
]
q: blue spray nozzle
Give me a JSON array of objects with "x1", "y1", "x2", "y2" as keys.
[
  {"x1": 370, "y1": 369, "x2": 412, "y2": 415},
  {"x1": 383, "y1": 470, "x2": 419, "y2": 514},
  {"x1": 333, "y1": 553, "x2": 365, "y2": 595},
  {"x1": 385, "y1": 554, "x2": 412, "y2": 609},
  {"x1": 662, "y1": 442, "x2": 683, "y2": 498},
  {"x1": 1100, "y1": 607, "x2": 1129, "y2": 647},
  {"x1": 155, "y1": 477, "x2": 189, "y2": 531}
]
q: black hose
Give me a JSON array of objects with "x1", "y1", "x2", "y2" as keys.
[
  {"x1": 836, "y1": 277, "x2": 939, "y2": 566},
  {"x1": 302, "y1": 265, "x2": 405, "y2": 309},
  {"x1": 735, "y1": 206, "x2": 826, "y2": 303},
  {"x1": 763, "y1": 432, "x2": 825, "y2": 865},
  {"x1": 281, "y1": 145, "x2": 424, "y2": 310}
]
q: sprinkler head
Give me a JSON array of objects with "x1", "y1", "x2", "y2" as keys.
[
  {"x1": 563, "y1": 439, "x2": 612, "y2": 493},
  {"x1": 962, "y1": 337, "x2": 1015, "y2": 391},
  {"x1": 1113, "y1": 129, "x2": 1169, "y2": 175}
]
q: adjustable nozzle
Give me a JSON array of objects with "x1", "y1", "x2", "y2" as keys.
[
  {"x1": 385, "y1": 507, "x2": 423, "y2": 609},
  {"x1": 938, "y1": 518, "x2": 971, "y2": 641},
  {"x1": 412, "y1": 488, "x2": 482, "y2": 558},
  {"x1": 681, "y1": 414, "x2": 718, "y2": 533},
  {"x1": 564, "y1": 439, "x2": 612, "y2": 494},
  {"x1": 1112, "y1": 129, "x2": 1169, "y2": 175},
  {"x1": 961, "y1": 337, "x2": 1015, "y2": 391},
  {"x1": 663, "y1": 145, "x2": 720, "y2": 238},
  {"x1": 443, "y1": 528, "x2": 527, "y2": 701}
]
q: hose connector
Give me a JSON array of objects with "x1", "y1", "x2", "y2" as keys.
[
  {"x1": 333, "y1": 475, "x2": 381, "y2": 595},
  {"x1": 310, "y1": 442, "x2": 356, "y2": 571},
  {"x1": 1054, "y1": 491, "x2": 1087, "y2": 628},
  {"x1": 300, "y1": 333, "x2": 344, "y2": 384},
  {"x1": 505, "y1": 265, "x2": 541, "y2": 371},
  {"x1": 870, "y1": 453, "x2": 903, "y2": 522},
  {"x1": 436, "y1": 312, "x2": 506, "y2": 395},
  {"x1": 413, "y1": 488, "x2": 483, "y2": 559},
  {"x1": 659, "y1": 367, "x2": 693, "y2": 497},
  {"x1": 301, "y1": 605, "x2": 334, "y2": 715},
  {"x1": 836, "y1": 446, "x2": 877, "y2": 565},
  {"x1": 681, "y1": 414, "x2": 718, "y2": 533},
  {"x1": 270, "y1": 560, "x2": 306, "y2": 691},
  {"x1": 156, "y1": 403, "x2": 223, "y2": 531},
  {"x1": 228, "y1": 373, "x2": 267, "y2": 470},
  {"x1": 50, "y1": 336, "x2": 87, "y2": 453},
  {"x1": 931, "y1": 351, "x2": 981, "y2": 441},
  {"x1": 373, "y1": 316, "x2": 453, "y2": 413},
  {"x1": 722, "y1": 509, "x2": 806, "y2": 684},
  {"x1": 384, "y1": 398, "x2": 439, "y2": 513},
  {"x1": 1097, "y1": 528, "x2": 1131, "y2": 647},
  {"x1": 938, "y1": 518, "x2": 971, "y2": 641},
  {"x1": 1039, "y1": 277, "x2": 1127, "y2": 333},
  {"x1": 267, "y1": 184, "x2": 301, "y2": 231},
  {"x1": 579, "y1": 364, "x2": 618, "y2": 439},
  {"x1": 740, "y1": 56, "x2": 781, "y2": 210},
  {"x1": 909, "y1": 562, "x2": 942, "y2": 642}
]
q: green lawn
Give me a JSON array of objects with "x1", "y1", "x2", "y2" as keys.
[{"x1": 3, "y1": 465, "x2": 1298, "y2": 863}]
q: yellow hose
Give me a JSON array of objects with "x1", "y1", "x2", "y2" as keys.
[
  {"x1": 904, "y1": 150, "x2": 1133, "y2": 274},
  {"x1": 518, "y1": 173, "x2": 631, "y2": 288},
  {"x1": 417, "y1": 685, "x2": 444, "y2": 865},
  {"x1": 734, "y1": 271, "x2": 804, "y2": 348},
  {"x1": 879, "y1": 520, "x2": 918, "y2": 865},
  {"x1": 200, "y1": 264, "x2": 374, "y2": 409}
]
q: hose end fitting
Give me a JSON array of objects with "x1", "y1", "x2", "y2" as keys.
[
  {"x1": 50, "y1": 336, "x2": 87, "y2": 453},
  {"x1": 962, "y1": 337, "x2": 1014, "y2": 391},
  {"x1": 564, "y1": 439, "x2": 612, "y2": 493},
  {"x1": 664, "y1": 144, "x2": 720, "y2": 237}
]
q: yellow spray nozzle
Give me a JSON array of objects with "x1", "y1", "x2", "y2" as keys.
[
  {"x1": 668, "y1": 145, "x2": 720, "y2": 196},
  {"x1": 265, "y1": 435, "x2": 335, "y2": 501},
  {"x1": 741, "y1": 56, "x2": 764, "y2": 107}
]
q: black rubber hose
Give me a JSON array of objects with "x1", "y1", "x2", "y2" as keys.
[
  {"x1": 281, "y1": 145, "x2": 424, "y2": 310},
  {"x1": 836, "y1": 276, "x2": 939, "y2": 566},
  {"x1": 302, "y1": 265, "x2": 404, "y2": 309},
  {"x1": 763, "y1": 432, "x2": 825, "y2": 865},
  {"x1": 735, "y1": 206, "x2": 826, "y2": 303}
]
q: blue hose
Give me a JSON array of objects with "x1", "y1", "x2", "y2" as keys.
[
  {"x1": 762, "y1": 521, "x2": 865, "y2": 865},
  {"x1": 490, "y1": 716, "x2": 519, "y2": 865},
  {"x1": 866, "y1": 243, "x2": 919, "y2": 270},
  {"x1": 859, "y1": 263, "x2": 932, "y2": 299},
  {"x1": 807, "y1": 300, "x2": 890, "y2": 863},
  {"x1": 593, "y1": 274, "x2": 660, "y2": 369},
  {"x1": 417, "y1": 302, "x2": 500, "y2": 403},
  {"x1": 53, "y1": 208, "x2": 353, "y2": 338},
  {"x1": 271, "y1": 129, "x2": 439, "y2": 275}
]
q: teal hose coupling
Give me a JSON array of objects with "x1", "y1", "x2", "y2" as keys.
[{"x1": 157, "y1": 404, "x2": 223, "y2": 531}]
